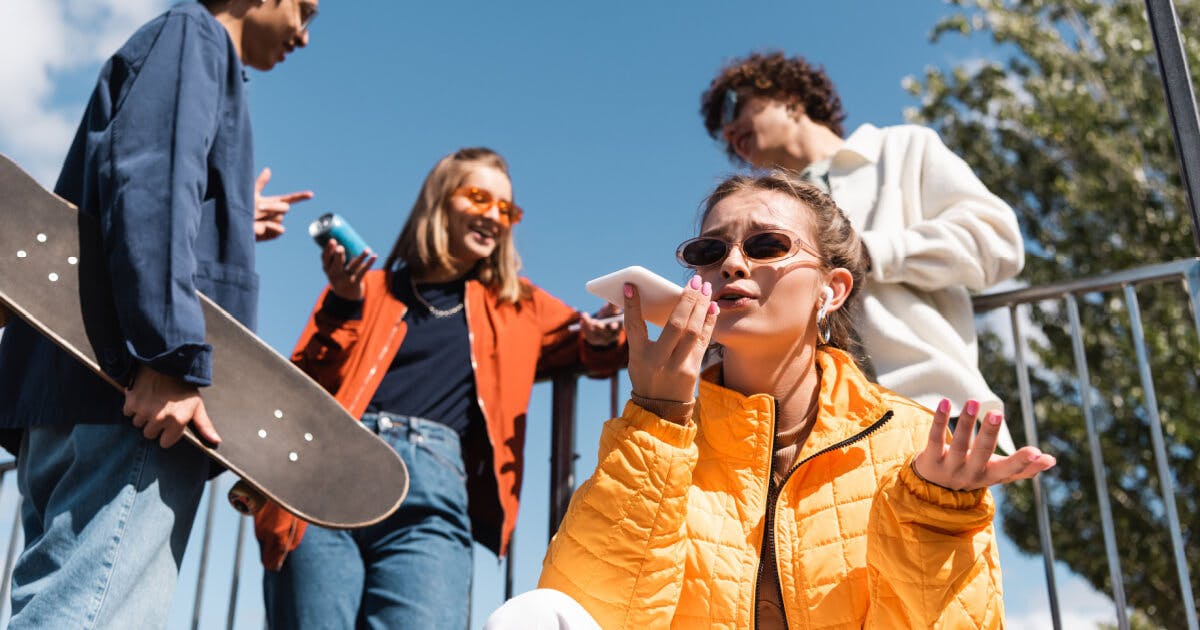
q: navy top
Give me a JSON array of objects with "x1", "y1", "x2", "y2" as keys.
[
  {"x1": 0, "y1": 3, "x2": 257, "y2": 428},
  {"x1": 324, "y1": 269, "x2": 481, "y2": 435}
]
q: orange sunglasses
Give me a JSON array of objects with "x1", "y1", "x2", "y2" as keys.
[{"x1": 452, "y1": 186, "x2": 524, "y2": 227}]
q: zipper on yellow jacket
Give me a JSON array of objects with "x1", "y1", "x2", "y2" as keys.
[{"x1": 754, "y1": 409, "x2": 895, "y2": 629}]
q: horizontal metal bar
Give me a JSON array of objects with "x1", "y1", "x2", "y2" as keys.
[{"x1": 973, "y1": 258, "x2": 1200, "y2": 312}]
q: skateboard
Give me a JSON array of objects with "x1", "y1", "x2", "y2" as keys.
[{"x1": 0, "y1": 154, "x2": 407, "y2": 529}]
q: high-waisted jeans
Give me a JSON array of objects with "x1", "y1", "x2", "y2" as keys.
[{"x1": 263, "y1": 413, "x2": 473, "y2": 629}]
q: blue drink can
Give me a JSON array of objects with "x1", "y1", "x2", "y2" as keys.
[{"x1": 308, "y1": 212, "x2": 371, "y2": 261}]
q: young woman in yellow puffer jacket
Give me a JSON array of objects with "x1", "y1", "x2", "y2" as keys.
[{"x1": 485, "y1": 172, "x2": 1057, "y2": 629}]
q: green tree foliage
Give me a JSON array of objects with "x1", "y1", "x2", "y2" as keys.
[{"x1": 905, "y1": 1, "x2": 1199, "y2": 627}]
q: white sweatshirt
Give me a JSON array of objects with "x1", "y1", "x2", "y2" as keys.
[{"x1": 829, "y1": 124, "x2": 1023, "y2": 451}]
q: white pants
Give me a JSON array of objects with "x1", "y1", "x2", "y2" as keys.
[{"x1": 484, "y1": 589, "x2": 602, "y2": 630}]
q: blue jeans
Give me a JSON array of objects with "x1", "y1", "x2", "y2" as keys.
[
  {"x1": 264, "y1": 413, "x2": 473, "y2": 630},
  {"x1": 10, "y1": 422, "x2": 210, "y2": 629}
]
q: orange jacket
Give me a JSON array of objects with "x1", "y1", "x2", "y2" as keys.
[
  {"x1": 539, "y1": 348, "x2": 1003, "y2": 629},
  {"x1": 254, "y1": 269, "x2": 626, "y2": 570}
]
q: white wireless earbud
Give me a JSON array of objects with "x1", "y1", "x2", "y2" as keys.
[
  {"x1": 817, "y1": 286, "x2": 834, "y2": 321},
  {"x1": 816, "y1": 286, "x2": 834, "y2": 345}
]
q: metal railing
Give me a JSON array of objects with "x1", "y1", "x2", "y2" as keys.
[{"x1": 971, "y1": 257, "x2": 1200, "y2": 630}]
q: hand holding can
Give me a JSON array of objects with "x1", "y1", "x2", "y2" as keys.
[
  {"x1": 310, "y1": 213, "x2": 376, "y2": 300},
  {"x1": 308, "y1": 212, "x2": 371, "y2": 261}
]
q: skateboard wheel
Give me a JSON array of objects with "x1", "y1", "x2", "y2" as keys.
[{"x1": 228, "y1": 481, "x2": 266, "y2": 515}]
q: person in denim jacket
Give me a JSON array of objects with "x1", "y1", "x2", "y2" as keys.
[{"x1": 0, "y1": 1, "x2": 316, "y2": 627}]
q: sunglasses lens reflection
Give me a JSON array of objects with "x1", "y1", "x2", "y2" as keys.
[
  {"x1": 721, "y1": 90, "x2": 739, "y2": 127},
  {"x1": 466, "y1": 188, "x2": 491, "y2": 205},
  {"x1": 743, "y1": 233, "x2": 793, "y2": 260},
  {"x1": 682, "y1": 239, "x2": 729, "y2": 267}
]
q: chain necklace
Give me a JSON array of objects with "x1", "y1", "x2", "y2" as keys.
[{"x1": 409, "y1": 275, "x2": 465, "y2": 318}]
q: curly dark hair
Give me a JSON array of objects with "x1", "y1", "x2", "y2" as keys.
[{"x1": 700, "y1": 52, "x2": 846, "y2": 162}]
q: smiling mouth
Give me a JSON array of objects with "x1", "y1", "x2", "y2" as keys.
[{"x1": 469, "y1": 224, "x2": 498, "y2": 241}]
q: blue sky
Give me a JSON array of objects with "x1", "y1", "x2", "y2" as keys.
[{"x1": 0, "y1": 1, "x2": 1125, "y2": 627}]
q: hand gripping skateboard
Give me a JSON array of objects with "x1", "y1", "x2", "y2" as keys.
[{"x1": 0, "y1": 154, "x2": 407, "y2": 529}]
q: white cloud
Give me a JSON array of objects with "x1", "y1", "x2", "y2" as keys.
[
  {"x1": 0, "y1": 0, "x2": 168, "y2": 184},
  {"x1": 1006, "y1": 571, "x2": 1120, "y2": 630}
]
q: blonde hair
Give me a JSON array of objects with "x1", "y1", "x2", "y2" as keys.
[
  {"x1": 384, "y1": 147, "x2": 529, "y2": 304},
  {"x1": 701, "y1": 172, "x2": 868, "y2": 356}
]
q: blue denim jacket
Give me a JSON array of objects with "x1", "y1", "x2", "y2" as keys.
[{"x1": 0, "y1": 4, "x2": 257, "y2": 428}]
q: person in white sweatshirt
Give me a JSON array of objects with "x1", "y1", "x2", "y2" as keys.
[{"x1": 700, "y1": 51, "x2": 1023, "y2": 451}]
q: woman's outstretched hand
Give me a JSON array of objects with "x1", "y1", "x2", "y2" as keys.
[
  {"x1": 579, "y1": 302, "x2": 623, "y2": 347},
  {"x1": 624, "y1": 275, "x2": 719, "y2": 405},
  {"x1": 913, "y1": 399, "x2": 1056, "y2": 491}
]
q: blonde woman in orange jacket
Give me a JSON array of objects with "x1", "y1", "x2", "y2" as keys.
[
  {"x1": 485, "y1": 173, "x2": 1055, "y2": 629},
  {"x1": 256, "y1": 148, "x2": 626, "y2": 629}
]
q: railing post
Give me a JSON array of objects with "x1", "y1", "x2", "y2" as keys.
[
  {"x1": 504, "y1": 532, "x2": 515, "y2": 602},
  {"x1": 1122, "y1": 284, "x2": 1199, "y2": 630},
  {"x1": 1009, "y1": 304, "x2": 1063, "y2": 630},
  {"x1": 1186, "y1": 266, "x2": 1200, "y2": 348},
  {"x1": 548, "y1": 373, "x2": 578, "y2": 535},
  {"x1": 192, "y1": 479, "x2": 219, "y2": 630},
  {"x1": 610, "y1": 374, "x2": 619, "y2": 419},
  {"x1": 225, "y1": 515, "x2": 247, "y2": 630},
  {"x1": 1144, "y1": 0, "x2": 1200, "y2": 252},
  {"x1": 1065, "y1": 294, "x2": 1129, "y2": 630}
]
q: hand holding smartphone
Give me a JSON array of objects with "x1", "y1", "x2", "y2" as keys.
[{"x1": 586, "y1": 266, "x2": 683, "y2": 328}]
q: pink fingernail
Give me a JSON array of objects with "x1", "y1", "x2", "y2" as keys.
[
  {"x1": 702, "y1": 281, "x2": 712, "y2": 296},
  {"x1": 964, "y1": 400, "x2": 980, "y2": 416},
  {"x1": 689, "y1": 275, "x2": 701, "y2": 290},
  {"x1": 1027, "y1": 452, "x2": 1041, "y2": 463},
  {"x1": 708, "y1": 302, "x2": 719, "y2": 315},
  {"x1": 987, "y1": 412, "x2": 1002, "y2": 426},
  {"x1": 623, "y1": 283, "x2": 633, "y2": 298},
  {"x1": 936, "y1": 399, "x2": 950, "y2": 414}
]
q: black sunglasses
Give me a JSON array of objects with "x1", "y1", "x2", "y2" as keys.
[{"x1": 676, "y1": 229, "x2": 817, "y2": 269}]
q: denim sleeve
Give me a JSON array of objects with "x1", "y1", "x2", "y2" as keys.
[{"x1": 104, "y1": 16, "x2": 226, "y2": 386}]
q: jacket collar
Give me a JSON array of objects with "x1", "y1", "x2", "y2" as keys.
[
  {"x1": 697, "y1": 348, "x2": 889, "y2": 462},
  {"x1": 832, "y1": 123, "x2": 883, "y2": 166}
]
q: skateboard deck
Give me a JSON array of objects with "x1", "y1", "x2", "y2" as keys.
[{"x1": 0, "y1": 154, "x2": 407, "y2": 529}]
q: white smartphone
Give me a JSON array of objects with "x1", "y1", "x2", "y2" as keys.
[{"x1": 586, "y1": 265, "x2": 683, "y2": 328}]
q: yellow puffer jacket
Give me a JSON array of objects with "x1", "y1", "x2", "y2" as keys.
[{"x1": 539, "y1": 348, "x2": 1003, "y2": 629}]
